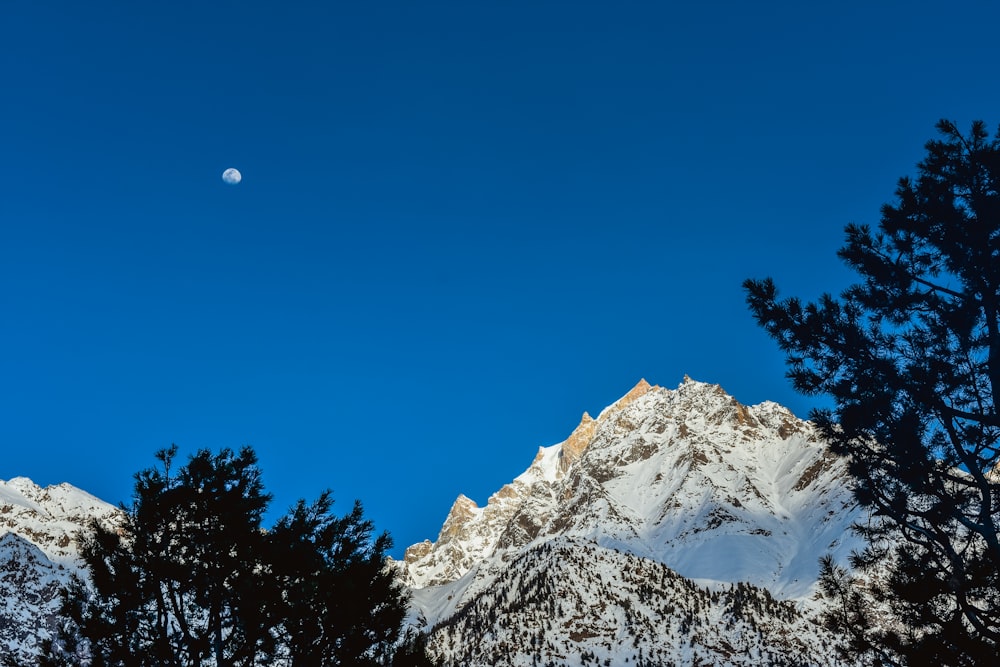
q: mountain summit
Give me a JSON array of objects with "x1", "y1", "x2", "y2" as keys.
[{"x1": 401, "y1": 377, "x2": 863, "y2": 665}]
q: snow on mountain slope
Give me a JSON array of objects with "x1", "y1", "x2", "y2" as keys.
[
  {"x1": 0, "y1": 532, "x2": 67, "y2": 660},
  {"x1": 0, "y1": 478, "x2": 120, "y2": 662},
  {"x1": 0, "y1": 378, "x2": 864, "y2": 666},
  {"x1": 400, "y1": 377, "x2": 864, "y2": 665},
  {"x1": 428, "y1": 537, "x2": 845, "y2": 667},
  {"x1": 0, "y1": 477, "x2": 119, "y2": 569},
  {"x1": 403, "y1": 377, "x2": 860, "y2": 595}
]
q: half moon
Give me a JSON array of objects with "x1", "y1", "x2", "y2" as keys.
[{"x1": 222, "y1": 168, "x2": 242, "y2": 185}]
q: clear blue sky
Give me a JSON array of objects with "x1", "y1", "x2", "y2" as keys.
[{"x1": 3, "y1": 1, "x2": 999, "y2": 555}]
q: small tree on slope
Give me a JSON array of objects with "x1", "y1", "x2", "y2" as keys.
[{"x1": 745, "y1": 120, "x2": 1000, "y2": 665}]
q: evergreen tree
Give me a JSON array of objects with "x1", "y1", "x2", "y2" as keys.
[
  {"x1": 745, "y1": 120, "x2": 1000, "y2": 665},
  {"x1": 53, "y1": 445, "x2": 271, "y2": 667},
  {"x1": 263, "y1": 492, "x2": 408, "y2": 666},
  {"x1": 41, "y1": 445, "x2": 435, "y2": 667}
]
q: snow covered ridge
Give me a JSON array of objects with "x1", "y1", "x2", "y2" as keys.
[
  {"x1": 0, "y1": 477, "x2": 121, "y2": 661},
  {"x1": 399, "y1": 377, "x2": 865, "y2": 666},
  {"x1": 0, "y1": 477, "x2": 120, "y2": 569},
  {"x1": 424, "y1": 537, "x2": 847, "y2": 667},
  {"x1": 400, "y1": 377, "x2": 861, "y2": 595},
  {"x1": 1, "y1": 377, "x2": 865, "y2": 666}
]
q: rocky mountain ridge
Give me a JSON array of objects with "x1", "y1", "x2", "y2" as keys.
[
  {"x1": 1, "y1": 377, "x2": 864, "y2": 665},
  {"x1": 399, "y1": 377, "x2": 864, "y2": 665}
]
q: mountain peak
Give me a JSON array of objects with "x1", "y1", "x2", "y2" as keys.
[
  {"x1": 627, "y1": 377, "x2": 653, "y2": 396},
  {"x1": 597, "y1": 378, "x2": 655, "y2": 417},
  {"x1": 438, "y1": 495, "x2": 480, "y2": 543},
  {"x1": 401, "y1": 376, "x2": 859, "y2": 598},
  {"x1": 559, "y1": 412, "x2": 597, "y2": 472}
]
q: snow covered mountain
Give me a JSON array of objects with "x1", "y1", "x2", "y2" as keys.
[
  {"x1": 400, "y1": 377, "x2": 864, "y2": 665},
  {"x1": 1, "y1": 377, "x2": 865, "y2": 665},
  {"x1": 0, "y1": 477, "x2": 120, "y2": 662}
]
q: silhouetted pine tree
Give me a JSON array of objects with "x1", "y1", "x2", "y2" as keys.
[
  {"x1": 746, "y1": 119, "x2": 1000, "y2": 665},
  {"x1": 38, "y1": 445, "x2": 435, "y2": 667},
  {"x1": 262, "y1": 491, "x2": 409, "y2": 666}
]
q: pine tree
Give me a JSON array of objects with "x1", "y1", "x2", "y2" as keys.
[
  {"x1": 745, "y1": 120, "x2": 1000, "y2": 665},
  {"x1": 41, "y1": 445, "x2": 435, "y2": 667},
  {"x1": 44, "y1": 445, "x2": 271, "y2": 667},
  {"x1": 263, "y1": 492, "x2": 408, "y2": 666}
]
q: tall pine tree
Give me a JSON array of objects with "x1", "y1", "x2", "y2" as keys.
[{"x1": 745, "y1": 120, "x2": 1000, "y2": 665}]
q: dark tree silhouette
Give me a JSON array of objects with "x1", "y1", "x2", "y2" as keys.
[
  {"x1": 38, "y1": 445, "x2": 434, "y2": 667},
  {"x1": 745, "y1": 120, "x2": 1000, "y2": 665},
  {"x1": 263, "y1": 492, "x2": 409, "y2": 666}
]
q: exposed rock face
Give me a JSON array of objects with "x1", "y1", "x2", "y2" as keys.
[
  {"x1": 558, "y1": 411, "x2": 595, "y2": 472},
  {"x1": 400, "y1": 377, "x2": 863, "y2": 666},
  {"x1": 0, "y1": 478, "x2": 120, "y2": 662}
]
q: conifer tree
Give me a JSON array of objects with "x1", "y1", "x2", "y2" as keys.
[
  {"x1": 745, "y1": 120, "x2": 1000, "y2": 665},
  {"x1": 262, "y1": 492, "x2": 408, "y2": 666},
  {"x1": 40, "y1": 445, "x2": 435, "y2": 667},
  {"x1": 63, "y1": 445, "x2": 272, "y2": 667}
]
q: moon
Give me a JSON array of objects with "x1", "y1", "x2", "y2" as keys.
[{"x1": 222, "y1": 168, "x2": 242, "y2": 185}]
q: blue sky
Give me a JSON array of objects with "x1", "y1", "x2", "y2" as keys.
[{"x1": 3, "y1": 1, "x2": 1000, "y2": 555}]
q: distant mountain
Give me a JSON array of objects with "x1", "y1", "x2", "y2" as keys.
[
  {"x1": 0, "y1": 477, "x2": 120, "y2": 662},
  {"x1": 398, "y1": 378, "x2": 864, "y2": 666},
  {"x1": 1, "y1": 378, "x2": 865, "y2": 666}
]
